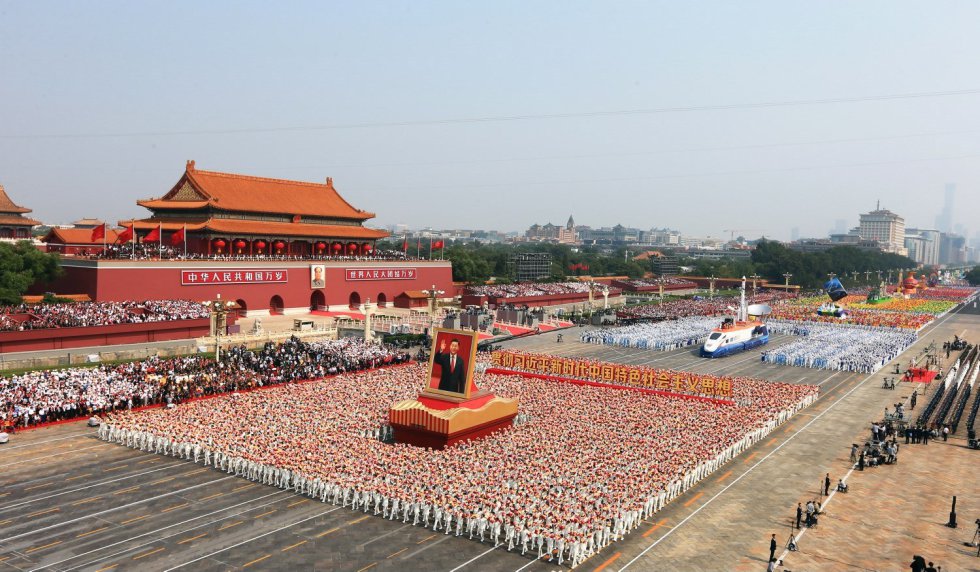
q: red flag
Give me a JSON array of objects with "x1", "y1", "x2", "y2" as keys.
[
  {"x1": 90, "y1": 223, "x2": 106, "y2": 242},
  {"x1": 116, "y1": 224, "x2": 133, "y2": 244},
  {"x1": 171, "y1": 226, "x2": 186, "y2": 246},
  {"x1": 144, "y1": 225, "x2": 161, "y2": 242},
  {"x1": 402, "y1": 237, "x2": 408, "y2": 251},
  {"x1": 433, "y1": 240, "x2": 444, "y2": 249}
]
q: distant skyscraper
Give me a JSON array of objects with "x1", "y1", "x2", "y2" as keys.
[
  {"x1": 791, "y1": 227, "x2": 800, "y2": 241},
  {"x1": 934, "y1": 183, "x2": 955, "y2": 232}
]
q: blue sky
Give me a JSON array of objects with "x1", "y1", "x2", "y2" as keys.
[{"x1": 2, "y1": 1, "x2": 979, "y2": 240}]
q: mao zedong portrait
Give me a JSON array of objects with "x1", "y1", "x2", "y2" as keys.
[
  {"x1": 311, "y1": 265, "x2": 325, "y2": 288},
  {"x1": 434, "y1": 338, "x2": 466, "y2": 394}
]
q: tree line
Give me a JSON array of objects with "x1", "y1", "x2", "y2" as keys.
[{"x1": 379, "y1": 238, "x2": 918, "y2": 289}]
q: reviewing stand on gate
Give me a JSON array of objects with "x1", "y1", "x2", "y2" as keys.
[{"x1": 389, "y1": 328, "x2": 518, "y2": 450}]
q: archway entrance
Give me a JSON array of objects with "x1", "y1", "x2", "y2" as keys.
[
  {"x1": 235, "y1": 299, "x2": 248, "y2": 317},
  {"x1": 377, "y1": 292, "x2": 387, "y2": 308},
  {"x1": 269, "y1": 295, "x2": 284, "y2": 315},
  {"x1": 310, "y1": 290, "x2": 326, "y2": 311},
  {"x1": 348, "y1": 291, "x2": 361, "y2": 310}
]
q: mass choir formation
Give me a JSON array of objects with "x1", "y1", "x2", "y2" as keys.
[
  {"x1": 0, "y1": 337, "x2": 408, "y2": 429},
  {"x1": 99, "y1": 364, "x2": 817, "y2": 567},
  {"x1": 580, "y1": 316, "x2": 720, "y2": 351},
  {"x1": 762, "y1": 321, "x2": 918, "y2": 373},
  {"x1": 0, "y1": 300, "x2": 209, "y2": 331}
]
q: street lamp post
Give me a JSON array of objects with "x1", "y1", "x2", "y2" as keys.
[
  {"x1": 658, "y1": 275, "x2": 666, "y2": 306},
  {"x1": 421, "y1": 284, "x2": 445, "y2": 314},
  {"x1": 782, "y1": 273, "x2": 792, "y2": 293},
  {"x1": 203, "y1": 294, "x2": 235, "y2": 362},
  {"x1": 749, "y1": 274, "x2": 761, "y2": 297},
  {"x1": 864, "y1": 270, "x2": 872, "y2": 282}
]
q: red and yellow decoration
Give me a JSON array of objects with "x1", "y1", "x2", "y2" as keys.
[{"x1": 491, "y1": 350, "x2": 734, "y2": 399}]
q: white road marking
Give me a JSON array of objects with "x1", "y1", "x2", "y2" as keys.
[
  {"x1": 1, "y1": 476, "x2": 235, "y2": 544},
  {"x1": 161, "y1": 507, "x2": 342, "y2": 571},
  {"x1": 0, "y1": 464, "x2": 183, "y2": 513}
]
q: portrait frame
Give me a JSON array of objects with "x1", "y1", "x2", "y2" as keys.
[
  {"x1": 310, "y1": 264, "x2": 326, "y2": 289},
  {"x1": 423, "y1": 328, "x2": 479, "y2": 399}
]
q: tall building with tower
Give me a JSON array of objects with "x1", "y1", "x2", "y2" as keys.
[{"x1": 858, "y1": 204, "x2": 906, "y2": 256}]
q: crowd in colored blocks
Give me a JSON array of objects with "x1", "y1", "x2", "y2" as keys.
[
  {"x1": 615, "y1": 291, "x2": 791, "y2": 321},
  {"x1": 100, "y1": 362, "x2": 817, "y2": 567},
  {"x1": 763, "y1": 321, "x2": 918, "y2": 373},
  {"x1": 767, "y1": 305, "x2": 935, "y2": 330},
  {"x1": 0, "y1": 337, "x2": 408, "y2": 429},
  {"x1": 0, "y1": 299, "x2": 210, "y2": 331}
]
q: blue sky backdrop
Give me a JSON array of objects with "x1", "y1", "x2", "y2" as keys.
[{"x1": 1, "y1": 1, "x2": 979, "y2": 240}]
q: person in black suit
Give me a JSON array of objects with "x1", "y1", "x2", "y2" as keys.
[{"x1": 434, "y1": 338, "x2": 466, "y2": 394}]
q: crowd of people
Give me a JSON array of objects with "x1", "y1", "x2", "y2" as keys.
[
  {"x1": 762, "y1": 321, "x2": 917, "y2": 373},
  {"x1": 767, "y1": 305, "x2": 934, "y2": 330},
  {"x1": 615, "y1": 277, "x2": 698, "y2": 291},
  {"x1": 466, "y1": 282, "x2": 623, "y2": 301},
  {"x1": 0, "y1": 337, "x2": 408, "y2": 429},
  {"x1": 0, "y1": 300, "x2": 210, "y2": 331},
  {"x1": 615, "y1": 291, "x2": 791, "y2": 321},
  {"x1": 92, "y1": 243, "x2": 414, "y2": 262},
  {"x1": 100, "y1": 363, "x2": 817, "y2": 567},
  {"x1": 580, "y1": 316, "x2": 719, "y2": 351}
]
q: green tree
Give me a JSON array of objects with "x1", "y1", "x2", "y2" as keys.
[
  {"x1": 965, "y1": 265, "x2": 980, "y2": 286},
  {"x1": 0, "y1": 242, "x2": 63, "y2": 304}
]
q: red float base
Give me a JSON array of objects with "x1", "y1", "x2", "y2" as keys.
[{"x1": 389, "y1": 391, "x2": 518, "y2": 450}]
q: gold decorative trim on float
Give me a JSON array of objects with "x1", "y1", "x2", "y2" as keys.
[{"x1": 390, "y1": 397, "x2": 518, "y2": 434}]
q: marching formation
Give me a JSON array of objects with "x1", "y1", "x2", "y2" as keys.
[{"x1": 100, "y1": 363, "x2": 817, "y2": 567}]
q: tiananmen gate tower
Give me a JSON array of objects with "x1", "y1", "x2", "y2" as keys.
[{"x1": 38, "y1": 161, "x2": 453, "y2": 315}]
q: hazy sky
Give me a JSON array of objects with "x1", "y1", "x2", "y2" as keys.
[{"x1": 2, "y1": 1, "x2": 979, "y2": 240}]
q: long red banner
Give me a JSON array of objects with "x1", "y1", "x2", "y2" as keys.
[{"x1": 490, "y1": 350, "x2": 734, "y2": 399}]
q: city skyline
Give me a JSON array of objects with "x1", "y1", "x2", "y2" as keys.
[{"x1": 2, "y1": 2, "x2": 980, "y2": 240}]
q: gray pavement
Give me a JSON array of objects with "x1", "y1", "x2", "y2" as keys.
[{"x1": 0, "y1": 303, "x2": 977, "y2": 572}]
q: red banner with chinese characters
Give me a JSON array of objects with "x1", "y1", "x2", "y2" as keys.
[
  {"x1": 345, "y1": 267, "x2": 418, "y2": 281},
  {"x1": 490, "y1": 350, "x2": 734, "y2": 399},
  {"x1": 181, "y1": 269, "x2": 288, "y2": 285}
]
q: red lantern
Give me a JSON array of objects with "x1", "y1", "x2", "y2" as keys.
[
  {"x1": 255, "y1": 240, "x2": 267, "y2": 250},
  {"x1": 347, "y1": 243, "x2": 358, "y2": 253},
  {"x1": 234, "y1": 239, "x2": 246, "y2": 249},
  {"x1": 332, "y1": 242, "x2": 342, "y2": 252},
  {"x1": 214, "y1": 239, "x2": 226, "y2": 248},
  {"x1": 274, "y1": 241, "x2": 285, "y2": 250},
  {"x1": 363, "y1": 243, "x2": 373, "y2": 252},
  {"x1": 316, "y1": 242, "x2": 326, "y2": 251}
]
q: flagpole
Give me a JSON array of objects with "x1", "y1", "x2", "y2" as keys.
[
  {"x1": 102, "y1": 223, "x2": 106, "y2": 254},
  {"x1": 131, "y1": 220, "x2": 135, "y2": 260},
  {"x1": 183, "y1": 224, "x2": 187, "y2": 258},
  {"x1": 428, "y1": 238, "x2": 432, "y2": 260}
]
